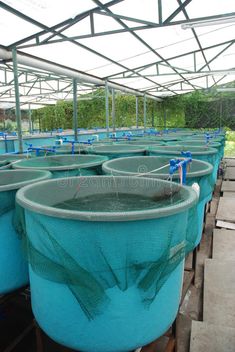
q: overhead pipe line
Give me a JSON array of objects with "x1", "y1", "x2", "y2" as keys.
[{"x1": 0, "y1": 48, "x2": 162, "y2": 102}]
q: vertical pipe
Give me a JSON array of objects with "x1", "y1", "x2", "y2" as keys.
[
  {"x1": 38, "y1": 116, "x2": 41, "y2": 132},
  {"x1": 136, "y1": 96, "x2": 138, "y2": 129},
  {"x1": 73, "y1": 78, "x2": 78, "y2": 141},
  {"x1": 105, "y1": 81, "x2": 109, "y2": 136},
  {"x1": 151, "y1": 101, "x2": 154, "y2": 127},
  {"x1": 111, "y1": 88, "x2": 115, "y2": 132},
  {"x1": 28, "y1": 103, "x2": 32, "y2": 134},
  {"x1": 164, "y1": 109, "x2": 167, "y2": 131},
  {"x1": 12, "y1": 48, "x2": 23, "y2": 153},
  {"x1": 144, "y1": 94, "x2": 147, "y2": 131},
  {"x1": 155, "y1": 101, "x2": 158, "y2": 130},
  {"x1": 2, "y1": 109, "x2": 5, "y2": 130},
  {"x1": 158, "y1": 0, "x2": 162, "y2": 24}
]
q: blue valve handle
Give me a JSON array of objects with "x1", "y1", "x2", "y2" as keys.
[{"x1": 169, "y1": 156, "x2": 192, "y2": 185}]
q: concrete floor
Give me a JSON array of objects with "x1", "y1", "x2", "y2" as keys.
[{"x1": 190, "y1": 321, "x2": 235, "y2": 352}]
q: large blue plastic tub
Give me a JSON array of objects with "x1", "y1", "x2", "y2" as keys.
[
  {"x1": 117, "y1": 140, "x2": 164, "y2": 146},
  {"x1": 12, "y1": 155, "x2": 108, "y2": 178},
  {"x1": 17, "y1": 176, "x2": 197, "y2": 352},
  {"x1": 166, "y1": 140, "x2": 223, "y2": 160},
  {"x1": 0, "y1": 169, "x2": 51, "y2": 294},
  {"x1": 86, "y1": 145, "x2": 146, "y2": 159},
  {"x1": 103, "y1": 156, "x2": 213, "y2": 247},
  {"x1": 0, "y1": 154, "x2": 29, "y2": 170},
  {"x1": 149, "y1": 145, "x2": 218, "y2": 185}
]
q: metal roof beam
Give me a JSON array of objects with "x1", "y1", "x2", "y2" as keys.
[
  {"x1": 164, "y1": 0, "x2": 192, "y2": 24},
  {"x1": 92, "y1": 0, "x2": 197, "y2": 91},
  {"x1": 17, "y1": 25, "x2": 153, "y2": 49},
  {"x1": 93, "y1": 0, "x2": 186, "y2": 92},
  {"x1": 198, "y1": 42, "x2": 235, "y2": 72},
  {"x1": 88, "y1": 9, "x2": 235, "y2": 29},
  {"x1": 3, "y1": 0, "x2": 124, "y2": 48},
  {"x1": 7, "y1": 7, "x2": 234, "y2": 48},
  {"x1": 0, "y1": 4, "x2": 173, "y2": 96},
  {"x1": 106, "y1": 39, "x2": 235, "y2": 79},
  {"x1": 0, "y1": 48, "x2": 162, "y2": 101},
  {"x1": 112, "y1": 69, "x2": 235, "y2": 78},
  {"x1": 176, "y1": 0, "x2": 216, "y2": 85}
]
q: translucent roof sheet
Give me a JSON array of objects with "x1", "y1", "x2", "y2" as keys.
[{"x1": 0, "y1": 0, "x2": 235, "y2": 108}]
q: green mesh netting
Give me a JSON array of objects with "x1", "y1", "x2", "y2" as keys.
[{"x1": 16, "y1": 176, "x2": 197, "y2": 320}]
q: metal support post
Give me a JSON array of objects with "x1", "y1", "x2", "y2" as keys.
[{"x1": 12, "y1": 48, "x2": 23, "y2": 153}]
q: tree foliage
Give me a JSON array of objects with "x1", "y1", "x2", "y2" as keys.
[{"x1": 29, "y1": 87, "x2": 235, "y2": 131}]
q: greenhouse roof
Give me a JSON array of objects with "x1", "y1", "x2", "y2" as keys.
[{"x1": 0, "y1": 0, "x2": 235, "y2": 108}]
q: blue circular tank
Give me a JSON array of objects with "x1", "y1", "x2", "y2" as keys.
[
  {"x1": 12, "y1": 155, "x2": 108, "y2": 178},
  {"x1": 148, "y1": 145, "x2": 218, "y2": 185},
  {"x1": 117, "y1": 140, "x2": 164, "y2": 146},
  {"x1": 17, "y1": 176, "x2": 197, "y2": 352},
  {"x1": 0, "y1": 154, "x2": 29, "y2": 170},
  {"x1": 167, "y1": 140, "x2": 223, "y2": 161},
  {"x1": 0, "y1": 169, "x2": 51, "y2": 294},
  {"x1": 102, "y1": 156, "x2": 213, "y2": 247},
  {"x1": 86, "y1": 145, "x2": 146, "y2": 159},
  {"x1": 0, "y1": 154, "x2": 29, "y2": 162}
]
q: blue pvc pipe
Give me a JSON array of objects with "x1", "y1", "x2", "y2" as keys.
[{"x1": 169, "y1": 156, "x2": 192, "y2": 185}]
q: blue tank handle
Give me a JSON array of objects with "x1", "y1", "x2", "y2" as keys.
[{"x1": 170, "y1": 155, "x2": 192, "y2": 185}]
